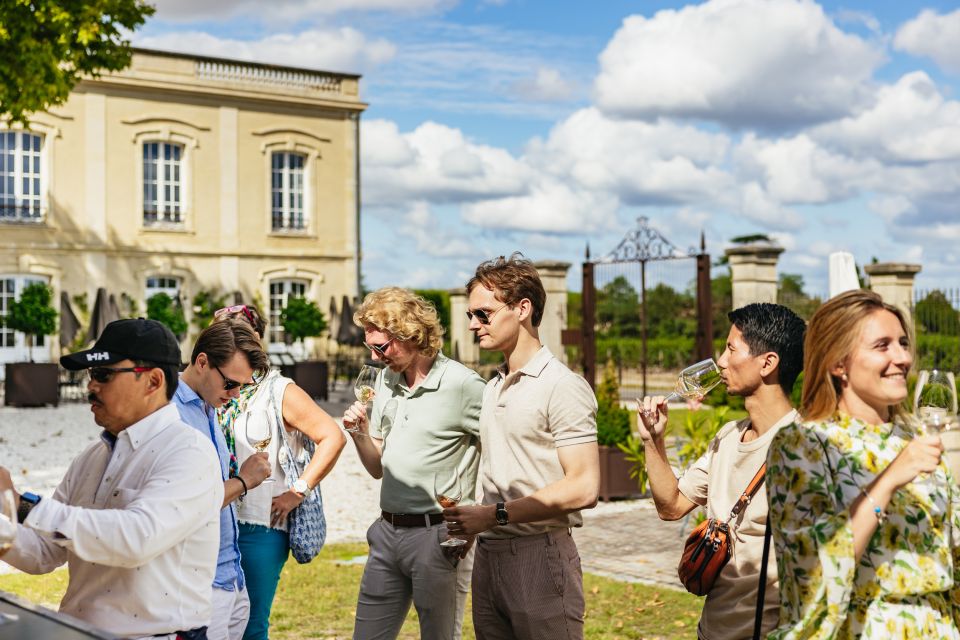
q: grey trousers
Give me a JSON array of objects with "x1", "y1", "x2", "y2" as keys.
[
  {"x1": 471, "y1": 529, "x2": 584, "y2": 640},
  {"x1": 353, "y1": 518, "x2": 474, "y2": 640}
]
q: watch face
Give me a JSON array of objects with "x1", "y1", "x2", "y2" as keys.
[{"x1": 293, "y1": 480, "x2": 308, "y2": 494}]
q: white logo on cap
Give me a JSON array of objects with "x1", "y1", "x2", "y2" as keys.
[{"x1": 86, "y1": 352, "x2": 110, "y2": 361}]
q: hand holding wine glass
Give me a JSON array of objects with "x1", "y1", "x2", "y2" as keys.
[
  {"x1": 640, "y1": 358, "x2": 723, "y2": 420},
  {"x1": 435, "y1": 469, "x2": 466, "y2": 547},
  {"x1": 244, "y1": 409, "x2": 274, "y2": 483},
  {"x1": 345, "y1": 366, "x2": 379, "y2": 437}
]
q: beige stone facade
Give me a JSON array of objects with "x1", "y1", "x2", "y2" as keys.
[{"x1": 0, "y1": 49, "x2": 366, "y2": 366}]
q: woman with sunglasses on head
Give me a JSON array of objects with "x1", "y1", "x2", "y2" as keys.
[
  {"x1": 766, "y1": 289, "x2": 958, "y2": 639},
  {"x1": 214, "y1": 304, "x2": 346, "y2": 640}
]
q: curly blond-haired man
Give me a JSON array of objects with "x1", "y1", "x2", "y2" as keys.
[{"x1": 343, "y1": 287, "x2": 485, "y2": 640}]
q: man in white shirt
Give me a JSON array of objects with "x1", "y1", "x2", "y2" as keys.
[
  {"x1": 0, "y1": 319, "x2": 223, "y2": 640},
  {"x1": 638, "y1": 303, "x2": 806, "y2": 640}
]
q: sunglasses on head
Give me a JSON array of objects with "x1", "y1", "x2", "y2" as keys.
[
  {"x1": 88, "y1": 366, "x2": 154, "y2": 384},
  {"x1": 465, "y1": 304, "x2": 508, "y2": 325},
  {"x1": 214, "y1": 305, "x2": 256, "y2": 329},
  {"x1": 363, "y1": 337, "x2": 394, "y2": 357},
  {"x1": 214, "y1": 365, "x2": 263, "y2": 391}
]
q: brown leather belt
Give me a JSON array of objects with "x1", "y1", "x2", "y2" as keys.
[{"x1": 381, "y1": 510, "x2": 444, "y2": 527}]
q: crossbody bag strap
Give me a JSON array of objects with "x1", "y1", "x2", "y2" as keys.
[
  {"x1": 753, "y1": 516, "x2": 773, "y2": 640},
  {"x1": 727, "y1": 463, "x2": 767, "y2": 521},
  {"x1": 270, "y1": 377, "x2": 303, "y2": 480}
]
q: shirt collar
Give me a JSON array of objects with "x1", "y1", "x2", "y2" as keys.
[
  {"x1": 174, "y1": 374, "x2": 204, "y2": 407},
  {"x1": 497, "y1": 345, "x2": 553, "y2": 381},
  {"x1": 384, "y1": 353, "x2": 448, "y2": 393},
  {"x1": 120, "y1": 403, "x2": 182, "y2": 450}
]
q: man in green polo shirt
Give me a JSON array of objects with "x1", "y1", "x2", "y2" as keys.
[{"x1": 342, "y1": 287, "x2": 485, "y2": 640}]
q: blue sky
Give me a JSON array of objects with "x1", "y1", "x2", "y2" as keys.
[{"x1": 138, "y1": 0, "x2": 960, "y2": 296}]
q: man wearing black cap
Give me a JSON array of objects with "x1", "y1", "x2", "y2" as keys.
[{"x1": 0, "y1": 318, "x2": 224, "y2": 640}]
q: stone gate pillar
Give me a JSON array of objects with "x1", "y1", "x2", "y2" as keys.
[
  {"x1": 865, "y1": 263, "x2": 921, "y2": 322},
  {"x1": 725, "y1": 242, "x2": 784, "y2": 310},
  {"x1": 534, "y1": 261, "x2": 571, "y2": 364},
  {"x1": 448, "y1": 288, "x2": 478, "y2": 366}
]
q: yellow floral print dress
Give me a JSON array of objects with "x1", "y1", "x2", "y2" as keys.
[{"x1": 766, "y1": 413, "x2": 960, "y2": 639}]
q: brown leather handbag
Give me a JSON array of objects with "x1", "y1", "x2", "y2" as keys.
[{"x1": 678, "y1": 463, "x2": 767, "y2": 596}]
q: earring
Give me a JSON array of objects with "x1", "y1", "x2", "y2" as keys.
[{"x1": 841, "y1": 373, "x2": 848, "y2": 382}]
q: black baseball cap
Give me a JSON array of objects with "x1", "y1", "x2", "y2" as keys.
[{"x1": 60, "y1": 318, "x2": 182, "y2": 370}]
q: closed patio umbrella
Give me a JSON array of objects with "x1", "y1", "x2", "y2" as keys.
[
  {"x1": 88, "y1": 288, "x2": 121, "y2": 341},
  {"x1": 59, "y1": 291, "x2": 81, "y2": 349},
  {"x1": 336, "y1": 295, "x2": 364, "y2": 346},
  {"x1": 828, "y1": 252, "x2": 860, "y2": 299}
]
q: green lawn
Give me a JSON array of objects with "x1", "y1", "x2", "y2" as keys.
[{"x1": 0, "y1": 542, "x2": 703, "y2": 639}]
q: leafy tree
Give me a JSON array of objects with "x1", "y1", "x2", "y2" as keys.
[
  {"x1": 4, "y1": 282, "x2": 57, "y2": 361},
  {"x1": 414, "y1": 288, "x2": 452, "y2": 353},
  {"x1": 597, "y1": 276, "x2": 640, "y2": 338},
  {"x1": 645, "y1": 283, "x2": 695, "y2": 338},
  {"x1": 777, "y1": 273, "x2": 821, "y2": 320},
  {"x1": 0, "y1": 0, "x2": 154, "y2": 124},
  {"x1": 281, "y1": 297, "x2": 327, "y2": 351},
  {"x1": 596, "y1": 359, "x2": 631, "y2": 446},
  {"x1": 191, "y1": 290, "x2": 229, "y2": 330},
  {"x1": 915, "y1": 290, "x2": 960, "y2": 335},
  {"x1": 146, "y1": 293, "x2": 187, "y2": 338},
  {"x1": 566, "y1": 291, "x2": 582, "y2": 329},
  {"x1": 711, "y1": 271, "x2": 733, "y2": 341}
]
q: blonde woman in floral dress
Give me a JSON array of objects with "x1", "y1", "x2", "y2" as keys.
[{"x1": 766, "y1": 289, "x2": 957, "y2": 639}]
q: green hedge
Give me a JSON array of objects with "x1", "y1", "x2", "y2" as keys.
[{"x1": 916, "y1": 333, "x2": 960, "y2": 372}]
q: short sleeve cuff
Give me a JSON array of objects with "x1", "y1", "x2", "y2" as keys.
[
  {"x1": 677, "y1": 475, "x2": 707, "y2": 507},
  {"x1": 555, "y1": 433, "x2": 598, "y2": 447}
]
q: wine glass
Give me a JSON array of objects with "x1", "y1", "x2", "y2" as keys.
[
  {"x1": 0, "y1": 489, "x2": 16, "y2": 557},
  {"x1": 244, "y1": 409, "x2": 274, "y2": 483},
  {"x1": 640, "y1": 358, "x2": 723, "y2": 419},
  {"x1": 354, "y1": 365, "x2": 378, "y2": 405},
  {"x1": 434, "y1": 468, "x2": 466, "y2": 547},
  {"x1": 915, "y1": 370, "x2": 959, "y2": 480},
  {"x1": 346, "y1": 365, "x2": 379, "y2": 438}
]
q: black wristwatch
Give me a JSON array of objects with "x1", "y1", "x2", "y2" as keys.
[
  {"x1": 495, "y1": 502, "x2": 509, "y2": 526},
  {"x1": 18, "y1": 492, "x2": 41, "y2": 524}
]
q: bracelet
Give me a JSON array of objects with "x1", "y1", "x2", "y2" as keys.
[
  {"x1": 236, "y1": 475, "x2": 249, "y2": 498},
  {"x1": 860, "y1": 488, "x2": 885, "y2": 525}
]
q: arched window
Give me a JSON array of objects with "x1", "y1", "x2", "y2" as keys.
[{"x1": 269, "y1": 278, "x2": 308, "y2": 345}]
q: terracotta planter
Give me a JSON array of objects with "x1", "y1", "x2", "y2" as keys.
[
  {"x1": 292, "y1": 360, "x2": 328, "y2": 401},
  {"x1": 5, "y1": 362, "x2": 59, "y2": 407},
  {"x1": 598, "y1": 444, "x2": 643, "y2": 502}
]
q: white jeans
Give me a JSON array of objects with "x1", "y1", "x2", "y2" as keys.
[{"x1": 207, "y1": 584, "x2": 251, "y2": 640}]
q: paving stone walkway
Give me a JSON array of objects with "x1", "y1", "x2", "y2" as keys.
[{"x1": 574, "y1": 501, "x2": 690, "y2": 590}]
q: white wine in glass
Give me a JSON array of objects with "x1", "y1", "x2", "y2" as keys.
[
  {"x1": 641, "y1": 358, "x2": 723, "y2": 417},
  {"x1": 434, "y1": 469, "x2": 466, "y2": 547},
  {"x1": 244, "y1": 409, "x2": 275, "y2": 483},
  {"x1": 354, "y1": 365, "x2": 378, "y2": 405}
]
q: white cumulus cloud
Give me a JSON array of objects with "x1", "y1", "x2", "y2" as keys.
[
  {"x1": 594, "y1": 0, "x2": 884, "y2": 128},
  {"x1": 361, "y1": 119, "x2": 532, "y2": 205},
  {"x1": 894, "y1": 8, "x2": 960, "y2": 74}
]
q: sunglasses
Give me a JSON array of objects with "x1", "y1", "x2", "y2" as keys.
[
  {"x1": 465, "y1": 304, "x2": 508, "y2": 325},
  {"x1": 214, "y1": 365, "x2": 262, "y2": 392},
  {"x1": 363, "y1": 337, "x2": 394, "y2": 357},
  {"x1": 88, "y1": 366, "x2": 154, "y2": 384},
  {"x1": 214, "y1": 305, "x2": 256, "y2": 329}
]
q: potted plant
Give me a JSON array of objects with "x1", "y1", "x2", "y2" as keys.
[
  {"x1": 146, "y1": 293, "x2": 188, "y2": 339},
  {"x1": 3, "y1": 282, "x2": 59, "y2": 406},
  {"x1": 596, "y1": 359, "x2": 643, "y2": 501},
  {"x1": 281, "y1": 297, "x2": 329, "y2": 401}
]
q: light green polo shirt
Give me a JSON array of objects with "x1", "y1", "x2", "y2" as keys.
[{"x1": 369, "y1": 353, "x2": 486, "y2": 514}]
